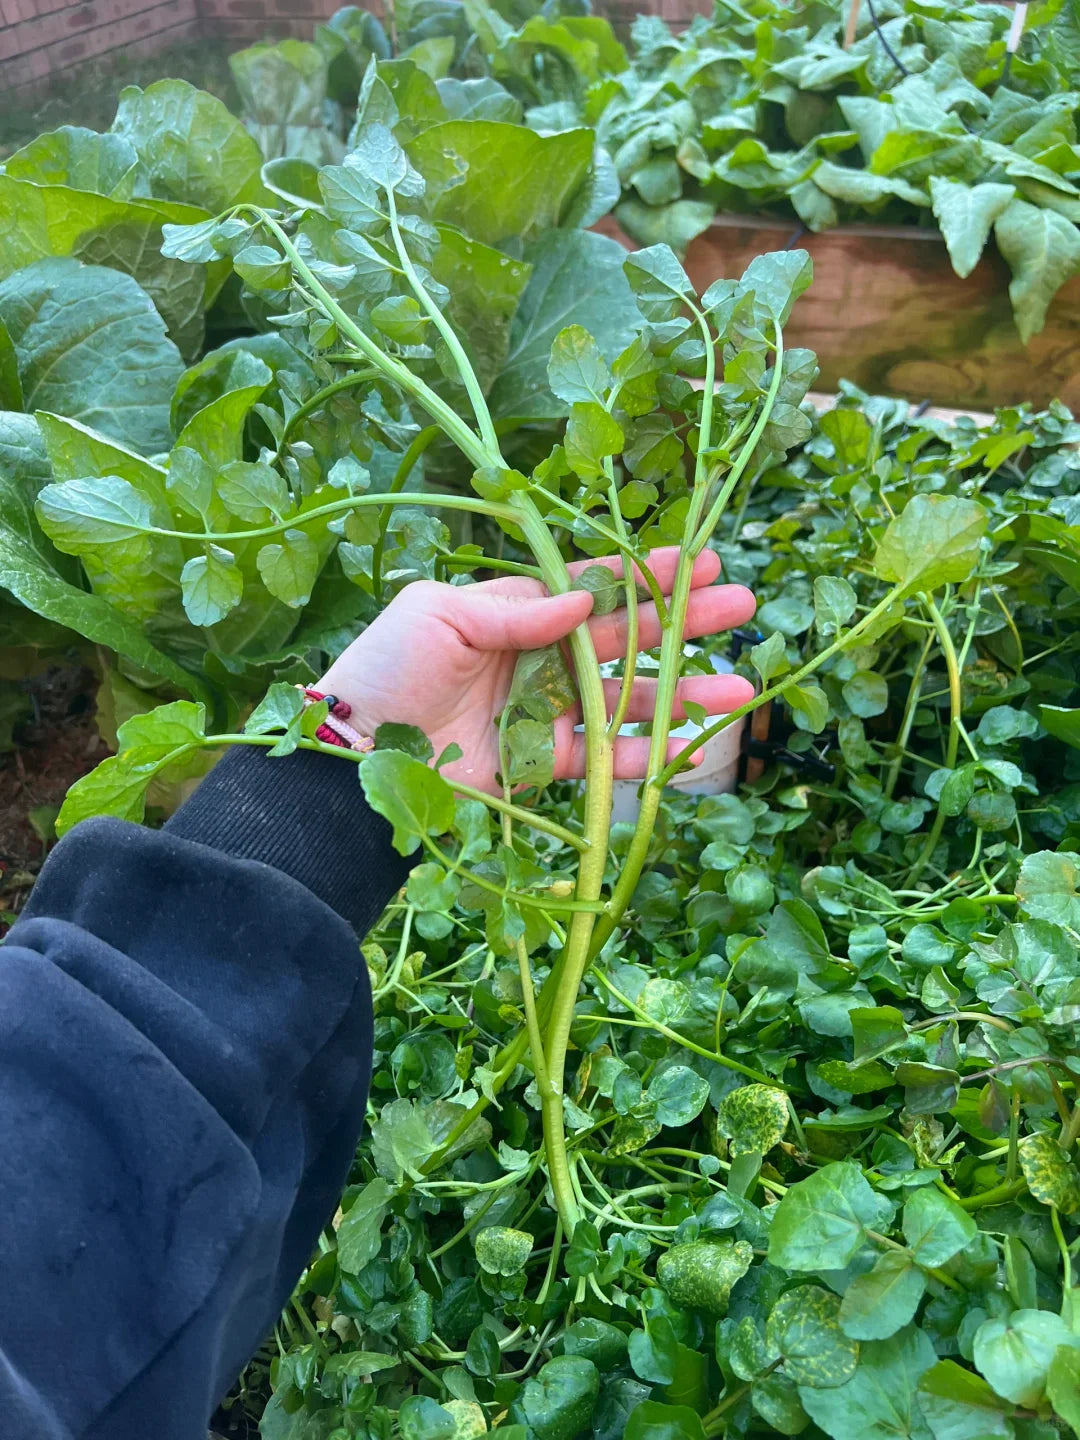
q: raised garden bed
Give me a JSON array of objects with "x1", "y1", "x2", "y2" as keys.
[{"x1": 597, "y1": 212, "x2": 1080, "y2": 411}]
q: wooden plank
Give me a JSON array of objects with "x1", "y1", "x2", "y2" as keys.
[{"x1": 595, "y1": 213, "x2": 1080, "y2": 412}]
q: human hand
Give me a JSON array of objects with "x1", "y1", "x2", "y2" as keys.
[{"x1": 319, "y1": 547, "x2": 756, "y2": 795}]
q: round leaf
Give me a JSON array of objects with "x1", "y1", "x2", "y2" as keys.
[
  {"x1": 717, "y1": 1084, "x2": 789, "y2": 1156},
  {"x1": 656, "y1": 1238, "x2": 753, "y2": 1315},
  {"x1": 766, "y1": 1285, "x2": 859, "y2": 1388},
  {"x1": 474, "y1": 1225, "x2": 534, "y2": 1276}
]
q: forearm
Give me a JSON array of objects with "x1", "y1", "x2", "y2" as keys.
[{"x1": 0, "y1": 747, "x2": 410, "y2": 1439}]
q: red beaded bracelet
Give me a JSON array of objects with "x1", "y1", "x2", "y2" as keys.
[{"x1": 297, "y1": 687, "x2": 375, "y2": 753}]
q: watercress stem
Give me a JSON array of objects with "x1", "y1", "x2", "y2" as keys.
[
  {"x1": 385, "y1": 189, "x2": 501, "y2": 458},
  {"x1": 906, "y1": 594, "x2": 964, "y2": 884}
]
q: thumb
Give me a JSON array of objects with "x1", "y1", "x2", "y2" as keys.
[{"x1": 451, "y1": 588, "x2": 594, "y2": 652}]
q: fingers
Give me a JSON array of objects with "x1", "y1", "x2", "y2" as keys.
[
  {"x1": 449, "y1": 587, "x2": 594, "y2": 652},
  {"x1": 562, "y1": 672, "x2": 755, "y2": 725},
  {"x1": 589, "y1": 583, "x2": 757, "y2": 664},
  {"x1": 555, "y1": 730, "x2": 703, "y2": 781}
]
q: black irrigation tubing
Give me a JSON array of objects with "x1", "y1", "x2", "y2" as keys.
[{"x1": 866, "y1": 0, "x2": 910, "y2": 78}]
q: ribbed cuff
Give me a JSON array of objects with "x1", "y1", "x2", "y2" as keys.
[{"x1": 165, "y1": 747, "x2": 412, "y2": 932}]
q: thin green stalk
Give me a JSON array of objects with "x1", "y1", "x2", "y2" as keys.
[
  {"x1": 144, "y1": 489, "x2": 517, "y2": 543},
  {"x1": 386, "y1": 188, "x2": 501, "y2": 457},
  {"x1": 588, "y1": 582, "x2": 904, "y2": 960},
  {"x1": 656, "y1": 584, "x2": 905, "y2": 789},
  {"x1": 606, "y1": 472, "x2": 640, "y2": 739},
  {"x1": 371, "y1": 424, "x2": 441, "y2": 599},
  {"x1": 451, "y1": 780, "x2": 589, "y2": 852},
  {"x1": 517, "y1": 499, "x2": 613, "y2": 1236},
  {"x1": 690, "y1": 322, "x2": 784, "y2": 558},
  {"x1": 884, "y1": 630, "x2": 933, "y2": 799},
  {"x1": 587, "y1": 969, "x2": 772, "y2": 1083},
  {"x1": 275, "y1": 367, "x2": 381, "y2": 454},
  {"x1": 907, "y1": 594, "x2": 965, "y2": 884},
  {"x1": 243, "y1": 206, "x2": 495, "y2": 471}
]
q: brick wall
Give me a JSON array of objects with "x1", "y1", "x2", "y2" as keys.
[
  {"x1": 0, "y1": 0, "x2": 344, "y2": 98},
  {"x1": 0, "y1": 0, "x2": 705, "y2": 102}
]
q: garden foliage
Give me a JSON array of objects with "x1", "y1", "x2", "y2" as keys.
[
  {"x1": 597, "y1": 0, "x2": 1080, "y2": 340},
  {"x1": 0, "y1": 6, "x2": 1079, "y2": 1440}
]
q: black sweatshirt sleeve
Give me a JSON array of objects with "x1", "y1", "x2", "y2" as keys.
[{"x1": 0, "y1": 746, "x2": 411, "y2": 1440}]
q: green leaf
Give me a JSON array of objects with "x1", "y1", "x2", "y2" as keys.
[
  {"x1": 872, "y1": 495, "x2": 987, "y2": 592},
  {"x1": 474, "y1": 1226, "x2": 534, "y2": 1276},
  {"x1": 624, "y1": 1401, "x2": 707, "y2": 1440},
  {"x1": 564, "y1": 401, "x2": 624, "y2": 483},
  {"x1": 408, "y1": 121, "x2": 593, "y2": 248},
  {"x1": 180, "y1": 546, "x2": 243, "y2": 626},
  {"x1": 1018, "y1": 1132, "x2": 1080, "y2": 1214},
  {"x1": 112, "y1": 79, "x2": 269, "y2": 212},
  {"x1": 0, "y1": 258, "x2": 183, "y2": 454},
  {"x1": 752, "y1": 1373, "x2": 809, "y2": 1435},
  {"x1": 376, "y1": 723, "x2": 435, "y2": 762},
  {"x1": 360, "y1": 748, "x2": 456, "y2": 855},
  {"x1": 788, "y1": 682, "x2": 829, "y2": 733},
  {"x1": 1015, "y1": 850, "x2": 1080, "y2": 930},
  {"x1": 233, "y1": 243, "x2": 292, "y2": 291},
  {"x1": 739, "y1": 249, "x2": 813, "y2": 325},
  {"x1": 256, "y1": 529, "x2": 320, "y2": 607},
  {"x1": 767, "y1": 1285, "x2": 859, "y2": 1388},
  {"x1": 218, "y1": 461, "x2": 293, "y2": 524},
  {"x1": 431, "y1": 225, "x2": 531, "y2": 393},
  {"x1": 814, "y1": 576, "x2": 857, "y2": 635},
  {"x1": 902, "y1": 1187, "x2": 978, "y2": 1268},
  {"x1": 573, "y1": 564, "x2": 621, "y2": 616},
  {"x1": 995, "y1": 198, "x2": 1080, "y2": 343},
  {"x1": 507, "y1": 1355, "x2": 600, "y2": 1440},
  {"x1": 656, "y1": 1238, "x2": 753, "y2": 1315},
  {"x1": 843, "y1": 671, "x2": 889, "y2": 719},
  {"x1": 623, "y1": 244, "x2": 693, "y2": 322},
  {"x1": 4, "y1": 125, "x2": 139, "y2": 197},
  {"x1": 929, "y1": 179, "x2": 1015, "y2": 279},
  {"x1": 0, "y1": 415, "x2": 202, "y2": 701},
  {"x1": 36, "y1": 476, "x2": 153, "y2": 555},
  {"x1": 750, "y1": 630, "x2": 789, "y2": 686},
  {"x1": 973, "y1": 1310, "x2": 1079, "y2": 1408},
  {"x1": 917, "y1": 1360, "x2": 1015, "y2": 1440},
  {"x1": 56, "y1": 700, "x2": 208, "y2": 835},
  {"x1": 839, "y1": 1251, "x2": 926, "y2": 1341},
  {"x1": 548, "y1": 326, "x2": 612, "y2": 407},
  {"x1": 336, "y1": 1177, "x2": 392, "y2": 1273},
  {"x1": 647, "y1": 1065, "x2": 711, "y2": 1127},
  {"x1": 490, "y1": 229, "x2": 642, "y2": 421},
  {"x1": 507, "y1": 644, "x2": 577, "y2": 724},
  {"x1": 1047, "y1": 1346, "x2": 1080, "y2": 1433},
  {"x1": 798, "y1": 1327, "x2": 937, "y2": 1440},
  {"x1": 398, "y1": 1394, "x2": 458, "y2": 1440},
  {"x1": 768, "y1": 1162, "x2": 894, "y2": 1271},
  {"x1": 1039, "y1": 706, "x2": 1080, "y2": 748},
  {"x1": 716, "y1": 1084, "x2": 789, "y2": 1156},
  {"x1": 372, "y1": 294, "x2": 429, "y2": 345}
]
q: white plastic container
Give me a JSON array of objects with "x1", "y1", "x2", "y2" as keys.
[{"x1": 608, "y1": 651, "x2": 746, "y2": 823}]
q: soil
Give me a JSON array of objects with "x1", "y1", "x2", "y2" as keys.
[{"x1": 0, "y1": 665, "x2": 109, "y2": 934}]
